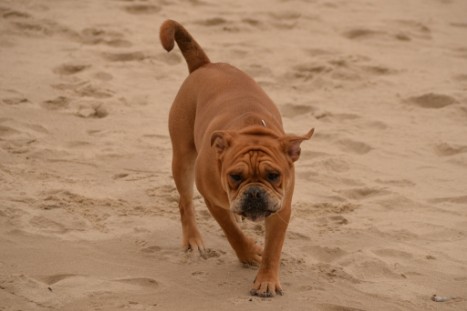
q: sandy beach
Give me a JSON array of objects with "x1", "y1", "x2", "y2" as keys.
[{"x1": 1, "y1": 0, "x2": 467, "y2": 310}]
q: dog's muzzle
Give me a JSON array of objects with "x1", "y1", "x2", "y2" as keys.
[{"x1": 234, "y1": 186, "x2": 279, "y2": 222}]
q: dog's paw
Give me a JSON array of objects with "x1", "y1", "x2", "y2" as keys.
[
  {"x1": 183, "y1": 229, "x2": 206, "y2": 256},
  {"x1": 237, "y1": 238, "x2": 263, "y2": 265},
  {"x1": 250, "y1": 273, "x2": 283, "y2": 297}
]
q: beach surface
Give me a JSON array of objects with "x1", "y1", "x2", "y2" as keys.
[{"x1": 1, "y1": 0, "x2": 467, "y2": 310}]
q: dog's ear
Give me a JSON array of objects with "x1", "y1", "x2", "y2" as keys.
[
  {"x1": 211, "y1": 131, "x2": 233, "y2": 157},
  {"x1": 281, "y1": 128, "x2": 314, "y2": 162}
]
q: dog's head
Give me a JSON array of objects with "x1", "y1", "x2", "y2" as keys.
[{"x1": 211, "y1": 126, "x2": 313, "y2": 221}]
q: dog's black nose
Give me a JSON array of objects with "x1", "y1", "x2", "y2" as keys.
[{"x1": 245, "y1": 187, "x2": 263, "y2": 200}]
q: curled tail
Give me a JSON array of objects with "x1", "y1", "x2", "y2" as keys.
[{"x1": 160, "y1": 19, "x2": 211, "y2": 73}]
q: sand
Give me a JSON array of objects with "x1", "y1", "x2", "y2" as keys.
[{"x1": 1, "y1": 0, "x2": 467, "y2": 310}]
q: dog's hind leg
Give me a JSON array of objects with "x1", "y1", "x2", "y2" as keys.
[
  {"x1": 169, "y1": 99, "x2": 205, "y2": 255},
  {"x1": 172, "y1": 148, "x2": 205, "y2": 255}
]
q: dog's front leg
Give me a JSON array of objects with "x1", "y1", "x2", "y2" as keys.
[
  {"x1": 250, "y1": 204, "x2": 291, "y2": 297},
  {"x1": 204, "y1": 201, "x2": 263, "y2": 265}
]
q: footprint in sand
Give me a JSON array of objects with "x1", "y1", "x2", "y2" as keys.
[
  {"x1": 200, "y1": 18, "x2": 242, "y2": 32},
  {"x1": 29, "y1": 215, "x2": 69, "y2": 234},
  {"x1": 140, "y1": 245, "x2": 162, "y2": 254},
  {"x1": 195, "y1": 17, "x2": 229, "y2": 27},
  {"x1": 453, "y1": 73, "x2": 467, "y2": 82},
  {"x1": 40, "y1": 274, "x2": 78, "y2": 285},
  {"x1": 101, "y1": 51, "x2": 146, "y2": 62},
  {"x1": 340, "y1": 255, "x2": 404, "y2": 280},
  {"x1": 93, "y1": 71, "x2": 114, "y2": 81},
  {"x1": 318, "y1": 304, "x2": 365, "y2": 311},
  {"x1": 122, "y1": 4, "x2": 161, "y2": 15},
  {"x1": 154, "y1": 51, "x2": 183, "y2": 66},
  {"x1": 343, "y1": 28, "x2": 388, "y2": 40},
  {"x1": 1, "y1": 6, "x2": 104, "y2": 45},
  {"x1": 145, "y1": 184, "x2": 179, "y2": 204},
  {"x1": 373, "y1": 248, "x2": 413, "y2": 260},
  {"x1": 191, "y1": 270, "x2": 210, "y2": 281},
  {"x1": 339, "y1": 186, "x2": 390, "y2": 200},
  {"x1": 365, "y1": 119, "x2": 388, "y2": 130},
  {"x1": 318, "y1": 158, "x2": 351, "y2": 173},
  {"x1": 294, "y1": 202, "x2": 357, "y2": 230},
  {"x1": 280, "y1": 254, "x2": 307, "y2": 274},
  {"x1": 280, "y1": 103, "x2": 315, "y2": 118},
  {"x1": 450, "y1": 22, "x2": 467, "y2": 29},
  {"x1": 375, "y1": 178, "x2": 415, "y2": 188},
  {"x1": 0, "y1": 124, "x2": 21, "y2": 137},
  {"x1": 6, "y1": 13, "x2": 80, "y2": 41},
  {"x1": 0, "y1": 119, "x2": 46, "y2": 153},
  {"x1": 343, "y1": 27, "x2": 413, "y2": 42},
  {"x1": 242, "y1": 18, "x2": 263, "y2": 28},
  {"x1": 290, "y1": 63, "x2": 332, "y2": 81},
  {"x1": 1, "y1": 7, "x2": 31, "y2": 19},
  {"x1": 139, "y1": 244, "x2": 181, "y2": 263},
  {"x1": 245, "y1": 63, "x2": 273, "y2": 79},
  {"x1": 326, "y1": 215, "x2": 349, "y2": 226},
  {"x1": 451, "y1": 47, "x2": 467, "y2": 59},
  {"x1": 307, "y1": 245, "x2": 348, "y2": 263},
  {"x1": 314, "y1": 111, "x2": 360, "y2": 122},
  {"x1": 429, "y1": 195, "x2": 467, "y2": 205},
  {"x1": 268, "y1": 11, "x2": 301, "y2": 29},
  {"x1": 40, "y1": 96, "x2": 70, "y2": 110},
  {"x1": 53, "y1": 62, "x2": 90, "y2": 75},
  {"x1": 434, "y1": 142, "x2": 467, "y2": 157},
  {"x1": 313, "y1": 111, "x2": 386, "y2": 130},
  {"x1": 140, "y1": 240, "x2": 223, "y2": 263},
  {"x1": 288, "y1": 54, "x2": 397, "y2": 88},
  {"x1": 80, "y1": 28, "x2": 132, "y2": 47},
  {"x1": 37, "y1": 189, "x2": 127, "y2": 226},
  {"x1": 113, "y1": 173, "x2": 130, "y2": 180},
  {"x1": 115, "y1": 277, "x2": 159, "y2": 289},
  {"x1": 330, "y1": 55, "x2": 397, "y2": 78},
  {"x1": 390, "y1": 19, "x2": 431, "y2": 40},
  {"x1": 75, "y1": 99, "x2": 108, "y2": 119},
  {"x1": 336, "y1": 138, "x2": 373, "y2": 155},
  {"x1": 362, "y1": 64, "x2": 398, "y2": 76},
  {"x1": 287, "y1": 230, "x2": 311, "y2": 241},
  {"x1": 39, "y1": 274, "x2": 161, "y2": 297},
  {"x1": 1, "y1": 97, "x2": 30, "y2": 105},
  {"x1": 51, "y1": 81, "x2": 114, "y2": 99},
  {"x1": 0, "y1": 274, "x2": 57, "y2": 308},
  {"x1": 314, "y1": 263, "x2": 361, "y2": 284},
  {"x1": 406, "y1": 93, "x2": 457, "y2": 109},
  {"x1": 297, "y1": 201, "x2": 358, "y2": 215}
]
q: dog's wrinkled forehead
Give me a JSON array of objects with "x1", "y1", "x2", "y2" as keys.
[
  {"x1": 235, "y1": 149, "x2": 271, "y2": 176},
  {"x1": 223, "y1": 142, "x2": 288, "y2": 176}
]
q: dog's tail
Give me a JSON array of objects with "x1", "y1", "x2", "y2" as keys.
[{"x1": 160, "y1": 19, "x2": 211, "y2": 73}]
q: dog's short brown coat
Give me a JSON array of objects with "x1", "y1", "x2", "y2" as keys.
[{"x1": 160, "y1": 20, "x2": 313, "y2": 297}]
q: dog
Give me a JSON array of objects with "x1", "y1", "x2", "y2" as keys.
[{"x1": 160, "y1": 19, "x2": 313, "y2": 297}]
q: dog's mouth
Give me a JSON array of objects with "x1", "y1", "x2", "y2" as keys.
[
  {"x1": 231, "y1": 186, "x2": 280, "y2": 222},
  {"x1": 238, "y1": 210, "x2": 274, "y2": 222},
  {"x1": 234, "y1": 187, "x2": 275, "y2": 222}
]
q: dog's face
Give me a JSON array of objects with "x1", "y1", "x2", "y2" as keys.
[
  {"x1": 223, "y1": 147, "x2": 286, "y2": 222},
  {"x1": 211, "y1": 127, "x2": 313, "y2": 221}
]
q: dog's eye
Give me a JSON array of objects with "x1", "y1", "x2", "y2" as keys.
[
  {"x1": 267, "y1": 172, "x2": 280, "y2": 182},
  {"x1": 229, "y1": 174, "x2": 243, "y2": 183}
]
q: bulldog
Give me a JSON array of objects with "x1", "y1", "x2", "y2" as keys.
[{"x1": 160, "y1": 19, "x2": 314, "y2": 297}]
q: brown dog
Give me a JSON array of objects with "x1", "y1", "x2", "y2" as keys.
[{"x1": 160, "y1": 19, "x2": 313, "y2": 297}]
